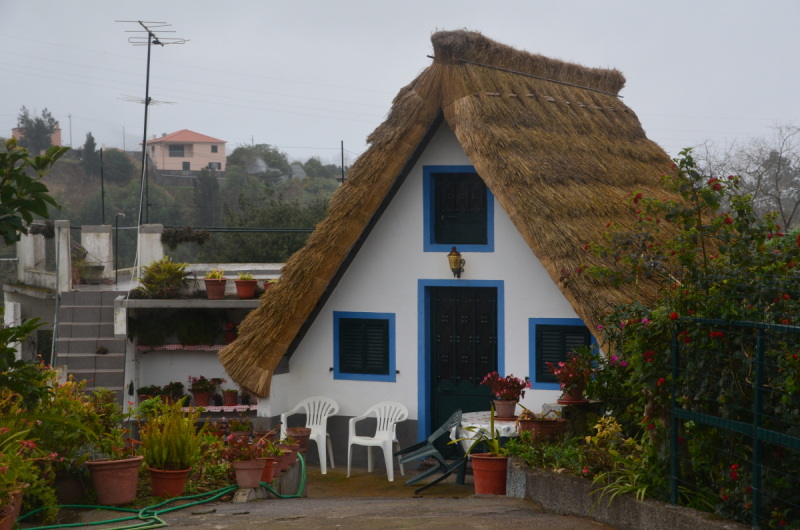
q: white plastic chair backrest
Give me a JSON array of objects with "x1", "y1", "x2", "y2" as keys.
[
  {"x1": 365, "y1": 401, "x2": 408, "y2": 437},
  {"x1": 298, "y1": 396, "x2": 339, "y2": 429}
]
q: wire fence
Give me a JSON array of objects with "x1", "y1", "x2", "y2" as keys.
[{"x1": 669, "y1": 273, "x2": 800, "y2": 529}]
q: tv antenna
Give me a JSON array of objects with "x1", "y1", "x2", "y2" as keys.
[{"x1": 116, "y1": 20, "x2": 188, "y2": 227}]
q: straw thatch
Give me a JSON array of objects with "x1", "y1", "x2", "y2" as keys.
[{"x1": 219, "y1": 30, "x2": 677, "y2": 396}]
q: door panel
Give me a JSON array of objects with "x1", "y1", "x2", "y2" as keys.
[{"x1": 430, "y1": 287, "x2": 497, "y2": 453}]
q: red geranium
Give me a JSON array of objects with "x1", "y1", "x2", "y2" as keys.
[{"x1": 481, "y1": 372, "x2": 531, "y2": 401}]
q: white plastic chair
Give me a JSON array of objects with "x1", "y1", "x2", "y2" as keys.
[
  {"x1": 347, "y1": 401, "x2": 409, "y2": 482},
  {"x1": 280, "y1": 396, "x2": 339, "y2": 474}
]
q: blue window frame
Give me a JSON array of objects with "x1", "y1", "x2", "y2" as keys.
[
  {"x1": 423, "y1": 165, "x2": 494, "y2": 252},
  {"x1": 333, "y1": 311, "x2": 396, "y2": 382},
  {"x1": 528, "y1": 318, "x2": 596, "y2": 390}
]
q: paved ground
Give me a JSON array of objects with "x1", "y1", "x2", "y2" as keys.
[{"x1": 30, "y1": 464, "x2": 614, "y2": 530}]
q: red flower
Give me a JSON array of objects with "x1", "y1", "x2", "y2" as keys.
[
  {"x1": 713, "y1": 183, "x2": 723, "y2": 191},
  {"x1": 767, "y1": 233, "x2": 774, "y2": 240},
  {"x1": 671, "y1": 162, "x2": 677, "y2": 168},
  {"x1": 647, "y1": 423, "x2": 655, "y2": 431},
  {"x1": 678, "y1": 436, "x2": 684, "y2": 445},
  {"x1": 633, "y1": 193, "x2": 643, "y2": 204},
  {"x1": 688, "y1": 309, "x2": 696, "y2": 315},
  {"x1": 744, "y1": 502, "x2": 751, "y2": 509},
  {"x1": 783, "y1": 294, "x2": 790, "y2": 300},
  {"x1": 606, "y1": 222, "x2": 612, "y2": 228},
  {"x1": 657, "y1": 377, "x2": 666, "y2": 387},
  {"x1": 777, "y1": 232, "x2": 785, "y2": 237},
  {"x1": 584, "y1": 244, "x2": 589, "y2": 251},
  {"x1": 683, "y1": 336, "x2": 691, "y2": 344},
  {"x1": 728, "y1": 175, "x2": 734, "y2": 180},
  {"x1": 722, "y1": 494, "x2": 728, "y2": 502},
  {"x1": 724, "y1": 216, "x2": 733, "y2": 225},
  {"x1": 707, "y1": 178, "x2": 717, "y2": 184},
  {"x1": 730, "y1": 471, "x2": 739, "y2": 480},
  {"x1": 746, "y1": 485, "x2": 752, "y2": 494},
  {"x1": 670, "y1": 312, "x2": 678, "y2": 321}
]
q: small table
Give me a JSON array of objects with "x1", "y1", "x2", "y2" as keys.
[{"x1": 449, "y1": 411, "x2": 520, "y2": 453}]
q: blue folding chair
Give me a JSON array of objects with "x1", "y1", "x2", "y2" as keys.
[{"x1": 393, "y1": 409, "x2": 467, "y2": 494}]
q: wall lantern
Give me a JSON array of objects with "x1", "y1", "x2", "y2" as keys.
[{"x1": 448, "y1": 246, "x2": 465, "y2": 278}]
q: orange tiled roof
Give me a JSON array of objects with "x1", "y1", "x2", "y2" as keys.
[{"x1": 145, "y1": 129, "x2": 226, "y2": 144}]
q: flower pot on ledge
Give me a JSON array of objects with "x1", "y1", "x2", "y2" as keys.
[
  {"x1": 557, "y1": 382, "x2": 589, "y2": 405},
  {"x1": 222, "y1": 391, "x2": 238, "y2": 406},
  {"x1": 204, "y1": 278, "x2": 227, "y2": 299},
  {"x1": 493, "y1": 400, "x2": 518, "y2": 419},
  {"x1": 192, "y1": 391, "x2": 211, "y2": 407},
  {"x1": 518, "y1": 418, "x2": 568, "y2": 441},
  {"x1": 234, "y1": 279, "x2": 258, "y2": 299}
]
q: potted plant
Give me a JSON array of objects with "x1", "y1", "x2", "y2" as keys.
[
  {"x1": 255, "y1": 437, "x2": 279, "y2": 484},
  {"x1": 227, "y1": 413, "x2": 252, "y2": 440},
  {"x1": 480, "y1": 372, "x2": 531, "y2": 419},
  {"x1": 139, "y1": 401, "x2": 206, "y2": 498},
  {"x1": 263, "y1": 278, "x2": 276, "y2": 291},
  {"x1": 137, "y1": 384, "x2": 161, "y2": 403},
  {"x1": 234, "y1": 272, "x2": 258, "y2": 299},
  {"x1": 188, "y1": 376, "x2": 225, "y2": 407},
  {"x1": 206, "y1": 420, "x2": 226, "y2": 439},
  {"x1": 450, "y1": 402, "x2": 508, "y2": 495},
  {"x1": 285, "y1": 427, "x2": 312, "y2": 454},
  {"x1": 223, "y1": 322, "x2": 237, "y2": 344},
  {"x1": 547, "y1": 345, "x2": 594, "y2": 404},
  {"x1": 222, "y1": 437, "x2": 265, "y2": 488},
  {"x1": 222, "y1": 388, "x2": 238, "y2": 406},
  {"x1": 516, "y1": 405, "x2": 567, "y2": 441},
  {"x1": 161, "y1": 381, "x2": 187, "y2": 406},
  {"x1": 204, "y1": 268, "x2": 227, "y2": 300},
  {"x1": 276, "y1": 435, "x2": 300, "y2": 467},
  {"x1": 136, "y1": 257, "x2": 189, "y2": 299},
  {"x1": 85, "y1": 426, "x2": 143, "y2": 506}
]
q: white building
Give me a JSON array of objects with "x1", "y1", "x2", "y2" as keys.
[{"x1": 220, "y1": 30, "x2": 673, "y2": 466}]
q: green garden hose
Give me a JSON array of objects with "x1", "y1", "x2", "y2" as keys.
[{"x1": 17, "y1": 454, "x2": 306, "y2": 530}]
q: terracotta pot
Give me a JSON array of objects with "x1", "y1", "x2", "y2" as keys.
[
  {"x1": 276, "y1": 443, "x2": 300, "y2": 467},
  {"x1": 557, "y1": 382, "x2": 589, "y2": 405},
  {"x1": 0, "y1": 503, "x2": 14, "y2": 530},
  {"x1": 204, "y1": 278, "x2": 227, "y2": 300},
  {"x1": 258, "y1": 457, "x2": 276, "y2": 483},
  {"x1": 272, "y1": 449, "x2": 293, "y2": 477},
  {"x1": 518, "y1": 418, "x2": 568, "y2": 441},
  {"x1": 222, "y1": 391, "x2": 238, "y2": 406},
  {"x1": 263, "y1": 281, "x2": 274, "y2": 291},
  {"x1": 230, "y1": 430, "x2": 251, "y2": 442},
  {"x1": 86, "y1": 456, "x2": 143, "y2": 506},
  {"x1": 253, "y1": 431, "x2": 277, "y2": 443},
  {"x1": 224, "y1": 331, "x2": 237, "y2": 344},
  {"x1": 55, "y1": 474, "x2": 85, "y2": 505},
  {"x1": 493, "y1": 400, "x2": 518, "y2": 419},
  {"x1": 232, "y1": 460, "x2": 265, "y2": 489},
  {"x1": 285, "y1": 427, "x2": 312, "y2": 453},
  {"x1": 138, "y1": 394, "x2": 154, "y2": 404},
  {"x1": 234, "y1": 279, "x2": 258, "y2": 299},
  {"x1": 470, "y1": 453, "x2": 508, "y2": 495},
  {"x1": 193, "y1": 391, "x2": 211, "y2": 407},
  {"x1": 148, "y1": 467, "x2": 190, "y2": 498},
  {"x1": 208, "y1": 430, "x2": 225, "y2": 439}
]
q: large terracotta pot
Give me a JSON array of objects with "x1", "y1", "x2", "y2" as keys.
[
  {"x1": 148, "y1": 467, "x2": 190, "y2": 498},
  {"x1": 0, "y1": 503, "x2": 15, "y2": 530},
  {"x1": 222, "y1": 391, "x2": 238, "y2": 406},
  {"x1": 192, "y1": 391, "x2": 211, "y2": 407},
  {"x1": 86, "y1": 456, "x2": 143, "y2": 506},
  {"x1": 470, "y1": 453, "x2": 508, "y2": 495},
  {"x1": 272, "y1": 450, "x2": 293, "y2": 478},
  {"x1": 285, "y1": 427, "x2": 312, "y2": 453},
  {"x1": 263, "y1": 281, "x2": 274, "y2": 291},
  {"x1": 276, "y1": 443, "x2": 300, "y2": 467},
  {"x1": 518, "y1": 418, "x2": 568, "y2": 441},
  {"x1": 204, "y1": 278, "x2": 227, "y2": 300},
  {"x1": 55, "y1": 474, "x2": 85, "y2": 505},
  {"x1": 493, "y1": 400, "x2": 518, "y2": 419},
  {"x1": 557, "y1": 382, "x2": 589, "y2": 405},
  {"x1": 234, "y1": 279, "x2": 258, "y2": 299},
  {"x1": 258, "y1": 457, "x2": 276, "y2": 483},
  {"x1": 232, "y1": 460, "x2": 265, "y2": 488}
]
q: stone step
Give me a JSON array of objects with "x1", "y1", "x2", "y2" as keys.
[
  {"x1": 58, "y1": 305, "x2": 114, "y2": 324},
  {"x1": 59, "y1": 291, "x2": 125, "y2": 307},
  {"x1": 65, "y1": 368, "x2": 125, "y2": 389},
  {"x1": 59, "y1": 353, "x2": 125, "y2": 371},
  {"x1": 58, "y1": 322, "x2": 115, "y2": 339},
  {"x1": 57, "y1": 337, "x2": 126, "y2": 354}
]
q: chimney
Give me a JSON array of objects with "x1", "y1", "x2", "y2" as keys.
[
  {"x1": 152, "y1": 134, "x2": 157, "y2": 140},
  {"x1": 55, "y1": 122, "x2": 60, "y2": 129}
]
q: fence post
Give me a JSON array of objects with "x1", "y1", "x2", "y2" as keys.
[
  {"x1": 752, "y1": 329, "x2": 765, "y2": 528},
  {"x1": 670, "y1": 326, "x2": 680, "y2": 506}
]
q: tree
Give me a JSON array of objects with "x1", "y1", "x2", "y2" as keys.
[
  {"x1": 193, "y1": 168, "x2": 220, "y2": 226},
  {"x1": 103, "y1": 149, "x2": 135, "y2": 184},
  {"x1": 82, "y1": 132, "x2": 100, "y2": 177},
  {"x1": 16, "y1": 106, "x2": 57, "y2": 155},
  {"x1": 694, "y1": 124, "x2": 800, "y2": 228},
  {"x1": 0, "y1": 138, "x2": 66, "y2": 245}
]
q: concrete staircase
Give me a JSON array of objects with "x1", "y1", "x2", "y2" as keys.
[{"x1": 57, "y1": 291, "x2": 126, "y2": 404}]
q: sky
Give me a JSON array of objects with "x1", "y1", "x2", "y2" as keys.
[{"x1": 1, "y1": 1, "x2": 799, "y2": 167}]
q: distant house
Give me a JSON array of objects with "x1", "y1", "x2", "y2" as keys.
[
  {"x1": 11, "y1": 122, "x2": 62, "y2": 153},
  {"x1": 246, "y1": 157, "x2": 269, "y2": 175},
  {"x1": 144, "y1": 130, "x2": 226, "y2": 172},
  {"x1": 289, "y1": 164, "x2": 307, "y2": 180}
]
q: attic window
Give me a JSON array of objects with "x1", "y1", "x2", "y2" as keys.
[
  {"x1": 423, "y1": 166, "x2": 494, "y2": 253},
  {"x1": 433, "y1": 173, "x2": 488, "y2": 246}
]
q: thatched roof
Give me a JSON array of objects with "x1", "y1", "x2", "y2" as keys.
[{"x1": 219, "y1": 30, "x2": 676, "y2": 396}]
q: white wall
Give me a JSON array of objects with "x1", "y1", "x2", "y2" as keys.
[{"x1": 269, "y1": 123, "x2": 582, "y2": 424}]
